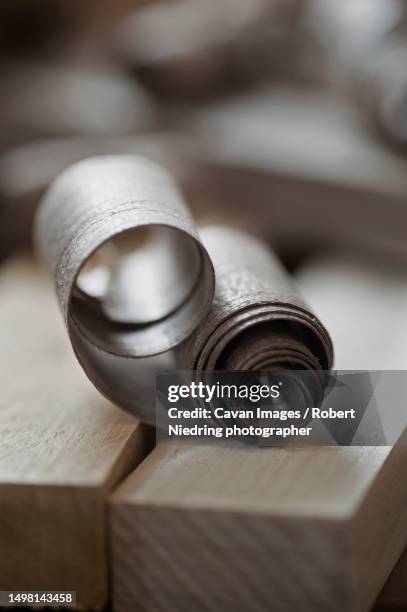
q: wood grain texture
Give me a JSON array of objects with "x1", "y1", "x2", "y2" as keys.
[
  {"x1": 110, "y1": 441, "x2": 407, "y2": 612},
  {"x1": 109, "y1": 251, "x2": 407, "y2": 612},
  {"x1": 34, "y1": 155, "x2": 215, "y2": 424},
  {"x1": 0, "y1": 257, "x2": 150, "y2": 610},
  {"x1": 177, "y1": 225, "x2": 332, "y2": 371},
  {"x1": 302, "y1": 252, "x2": 407, "y2": 612}
]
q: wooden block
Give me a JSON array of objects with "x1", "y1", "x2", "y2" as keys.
[
  {"x1": 296, "y1": 253, "x2": 407, "y2": 369},
  {"x1": 0, "y1": 257, "x2": 150, "y2": 610},
  {"x1": 110, "y1": 251, "x2": 407, "y2": 612},
  {"x1": 301, "y1": 252, "x2": 407, "y2": 612},
  {"x1": 110, "y1": 441, "x2": 407, "y2": 612},
  {"x1": 376, "y1": 549, "x2": 407, "y2": 610}
]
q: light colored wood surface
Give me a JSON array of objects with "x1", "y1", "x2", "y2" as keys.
[
  {"x1": 302, "y1": 253, "x2": 407, "y2": 611},
  {"x1": 110, "y1": 441, "x2": 407, "y2": 612},
  {"x1": 0, "y1": 257, "x2": 150, "y2": 610},
  {"x1": 296, "y1": 253, "x2": 407, "y2": 370},
  {"x1": 302, "y1": 252, "x2": 407, "y2": 612},
  {"x1": 109, "y1": 251, "x2": 407, "y2": 612}
]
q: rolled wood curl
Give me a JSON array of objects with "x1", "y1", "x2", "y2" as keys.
[
  {"x1": 176, "y1": 226, "x2": 333, "y2": 420},
  {"x1": 178, "y1": 226, "x2": 333, "y2": 374},
  {"x1": 35, "y1": 156, "x2": 333, "y2": 424},
  {"x1": 35, "y1": 155, "x2": 215, "y2": 356}
]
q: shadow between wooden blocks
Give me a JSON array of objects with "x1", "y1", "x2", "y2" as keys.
[{"x1": 376, "y1": 548, "x2": 407, "y2": 611}]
